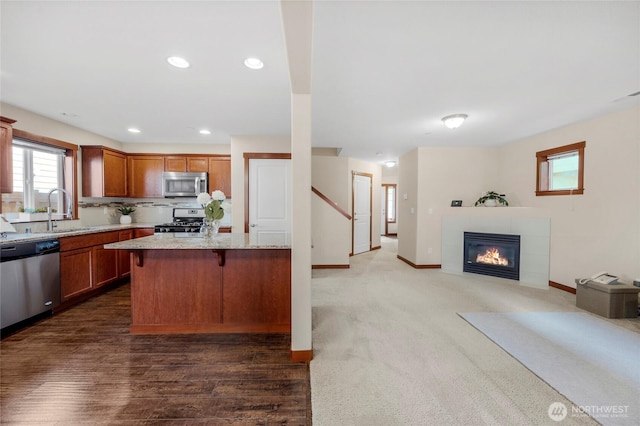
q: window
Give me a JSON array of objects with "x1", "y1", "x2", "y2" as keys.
[
  {"x1": 2, "y1": 130, "x2": 78, "y2": 221},
  {"x1": 12, "y1": 140, "x2": 66, "y2": 214},
  {"x1": 536, "y1": 141, "x2": 585, "y2": 196},
  {"x1": 383, "y1": 184, "x2": 396, "y2": 223}
]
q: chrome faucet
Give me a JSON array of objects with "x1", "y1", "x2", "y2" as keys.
[{"x1": 47, "y1": 188, "x2": 72, "y2": 231}]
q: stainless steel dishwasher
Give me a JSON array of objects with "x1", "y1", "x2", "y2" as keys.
[{"x1": 1, "y1": 239, "x2": 61, "y2": 330}]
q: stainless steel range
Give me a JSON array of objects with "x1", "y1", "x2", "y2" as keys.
[{"x1": 154, "y1": 208, "x2": 205, "y2": 233}]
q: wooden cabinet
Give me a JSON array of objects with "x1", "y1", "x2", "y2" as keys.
[
  {"x1": 93, "y1": 244, "x2": 119, "y2": 287},
  {"x1": 81, "y1": 146, "x2": 127, "y2": 197},
  {"x1": 164, "y1": 156, "x2": 208, "y2": 173},
  {"x1": 59, "y1": 231, "x2": 120, "y2": 301},
  {"x1": 118, "y1": 230, "x2": 133, "y2": 278},
  {"x1": 187, "y1": 157, "x2": 209, "y2": 172},
  {"x1": 127, "y1": 155, "x2": 164, "y2": 197},
  {"x1": 129, "y1": 248, "x2": 290, "y2": 334},
  {"x1": 134, "y1": 228, "x2": 155, "y2": 238},
  {"x1": 164, "y1": 156, "x2": 186, "y2": 172},
  {"x1": 60, "y1": 247, "x2": 93, "y2": 300},
  {"x1": 0, "y1": 117, "x2": 16, "y2": 194},
  {"x1": 208, "y1": 157, "x2": 231, "y2": 198}
]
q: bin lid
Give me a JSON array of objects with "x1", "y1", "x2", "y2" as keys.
[{"x1": 575, "y1": 279, "x2": 640, "y2": 294}]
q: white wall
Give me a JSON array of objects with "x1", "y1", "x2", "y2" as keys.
[
  {"x1": 498, "y1": 105, "x2": 640, "y2": 287},
  {"x1": 399, "y1": 105, "x2": 639, "y2": 287},
  {"x1": 398, "y1": 147, "x2": 499, "y2": 265},
  {"x1": 398, "y1": 149, "x2": 419, "y2": 263},
  {"x1": 312, "y1": 155, "x2": 350, "y2": 266}
]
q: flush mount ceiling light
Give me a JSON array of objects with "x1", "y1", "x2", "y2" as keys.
[
  {"x1": 442, "y1": 114, "x2": 468, "y2": 129},
  {"x1": 127, "y1": 127, "x2": 141, "y2": 134},
  {"x1": 199, "y1": 129, "x2": 211, "y2": 135},
  {"x1": 167, "y1": 56, "x2": 190, "y2": 68},
  {"x1": 385, "y1": 161, "x2": 396, "y2": 168},
  {"x1": 244, "y1": 57, "x2": 264, "y2": 70}
]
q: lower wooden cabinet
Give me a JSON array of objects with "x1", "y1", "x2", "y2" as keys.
[
  {"x1": 93, "y1": 244, "x2": 118, "y2": 287},
  {"x1": 60, "y1": 247, "x2": 93, "y2": 300},
  {"x1": 118, "y1": 230, "x2": 133, "y2": 278},
  {"x1": 59, "y1": 231, "x2": 120, "y2": 301},
  {"x1": 133, "y1": 228, "x2": 154, "y2": 238},
  {"x1": 60, "y1": 228, "x2": 156, "y2": 303}
]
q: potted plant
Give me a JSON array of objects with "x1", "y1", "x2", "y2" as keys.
[
  {"x1": 117, "y1": 206, "x2": 136, "y2": 224},
  {"x1": 475, "y1": 191, "x2": 509, "y2": 207}
]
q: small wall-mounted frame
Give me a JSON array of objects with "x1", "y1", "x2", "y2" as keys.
[{"x1": 451, "y1": 200, "x2": 463, "y2": 207}]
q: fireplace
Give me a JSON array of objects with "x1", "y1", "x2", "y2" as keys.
[{"x1": 463, "y1": 232, "x2": 521, "y2": 280}]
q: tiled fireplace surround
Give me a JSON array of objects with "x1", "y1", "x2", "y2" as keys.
[{"x1": 441, "y1": 208, "x2": 550, "y2": 288}]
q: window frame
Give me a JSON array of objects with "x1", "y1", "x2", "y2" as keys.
[
  {"x1": 536, "y1": 141, "x2": 585, "y2": 196},
  {"x1": 382, "y1": 183, "x2": 397, "y2": 224},
  {"x1": 9, "y1": 129, "x2": 78, "y2": 221}
]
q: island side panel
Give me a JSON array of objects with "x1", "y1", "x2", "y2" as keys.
[
  {"x1": 130, "y1": 250, "x2": 223, "y2": 332},
  {"x1": 222, "y1": 249, "x2": 291, "y2": 330}
]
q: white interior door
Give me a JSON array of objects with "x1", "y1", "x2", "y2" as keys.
[
  {"x1": 249, "y1": 159, "x2": 291, "y2": 236},
  {"x1": 353, "y1": 173, "x2": 371, "y2": 254}
]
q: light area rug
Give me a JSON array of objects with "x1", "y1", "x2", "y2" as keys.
[{"x1": 459, "y1": 312, "x2": 640, "y2": 426}]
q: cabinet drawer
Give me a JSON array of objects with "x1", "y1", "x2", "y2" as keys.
[{"x1": 60, "y1": 231, "x2": 119, "y2": 251}]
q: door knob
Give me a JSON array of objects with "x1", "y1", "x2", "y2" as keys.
[{"x1": 250, "y1": 224, "x2": 257, "y2": 227}]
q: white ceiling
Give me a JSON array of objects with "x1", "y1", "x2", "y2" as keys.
[{"x1": 1, "y1": 1, "x2": 638, "y2": 165}]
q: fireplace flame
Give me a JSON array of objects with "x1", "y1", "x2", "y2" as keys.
[{"x1": 476, "y1": 248, "x2": 509, "y2": 266}]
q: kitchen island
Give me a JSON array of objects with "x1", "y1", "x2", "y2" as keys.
[{"x1": 104, "y1": 233, "x2": 291, "y2": 334}]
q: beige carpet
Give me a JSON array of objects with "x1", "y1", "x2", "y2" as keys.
[{"x1": 310, "y1": 237, "x2": 639, "y2": 425}]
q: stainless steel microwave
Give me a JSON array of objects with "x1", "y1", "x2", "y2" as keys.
[{"x1": 161, "y1": 172, "x2": 208, "y2": 197}]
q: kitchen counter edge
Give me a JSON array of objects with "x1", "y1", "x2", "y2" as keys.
[{"x1": 104, "y1": 233, "x2": 291, "y2": 250}]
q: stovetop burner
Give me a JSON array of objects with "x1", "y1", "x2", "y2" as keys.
[{"x1": 154, "y1": 208, "x2": 205, "y2": 233}]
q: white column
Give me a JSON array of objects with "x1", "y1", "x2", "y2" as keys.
[{"x1": 290, "y1": 93, "x2": 312, "y2": 355}]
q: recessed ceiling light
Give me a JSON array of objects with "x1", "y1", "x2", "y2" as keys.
[
  {"x1": 385, "y1": 161, "x2": 396, "y2": 168},
  {"x1": 244, "y1": 57, "x2": 264, "y2": 70},
  {"x1": 199, "y1": 129, "x2": 211, "y2": 135},
  {"x1": 167, "y1": 56, "x2": 190, "y2": 68},
  {"x1": 128, "y1": 128, "x2": 141, "y2": 134},
  {"x1": 61, "y1": 112, "x2": 79, "y2": 118}
]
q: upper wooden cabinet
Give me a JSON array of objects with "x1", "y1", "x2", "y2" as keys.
[
  {"x1": 127, "y1": 155, "x2": 164, "y2": 198},
  {"x1": 164, "y1": 156, "x2": 209, "y2": 173},
  {"x1": 79, "y1": 147, "x2": 230, "y2": 199},
  {"x1": 81, "y1": 146, "x2": 127, "y2": 197},
  {"x1": 187, "y1": 157, "x2": 209, "y2": 173},
  {"x1": 0, "y1": 117, "x2": 16, "y2": 194},
  {"x1": 164, "y1": 156, "x2": 186, "y2": 172},
  {"x1": 208, "y1": 156, "x2": 231, "y2": 198}
]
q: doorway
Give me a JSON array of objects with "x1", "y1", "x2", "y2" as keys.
[
  {"x1": 245, "y1": 155, "x2": 292, "y2": 235},
  {"x1": 352, "y1": 172, "x2": 372, "y2": 255}
]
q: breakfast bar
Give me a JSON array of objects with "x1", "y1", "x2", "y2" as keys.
[{"x1": 104, "y1": 233, "x2": 291, "y2": 334}]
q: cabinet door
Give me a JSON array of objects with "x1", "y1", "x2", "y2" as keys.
[
  {"x1": 92, "y1": 245, "x2": 119, "y2": 288},
  {"x1": 0, "y1": 120, "x2": 14, "y2": 194},
  {"x1": 60, "y1": 247, "x2": 93, "y2": 301},
  {"x1": 208, "y1": 157, "x2": 231, "y2": 198},
  {"x1": 187, "y1": 157, "x2": 209, "y2": 173},
  {"x1": 103, "y1": 150, "x2": 127, "y2": 197},
  {"x1": 127, "y1": 155, "x2": 164, "y2": 197},
  {"x1": 118, "y1": 230, "x2": 133, "y2": 278},
  {"x1": 134, "y1": 228, "x2": 155, "y2": 238},
  {"x1": 164, "y1": 156, "x2": 186, "y2": 172}
]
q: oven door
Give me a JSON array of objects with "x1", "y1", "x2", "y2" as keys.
[{"x1": 162, "y1": 172, "x2": 208, "y2": 197}]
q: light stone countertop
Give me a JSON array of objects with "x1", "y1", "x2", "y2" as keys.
[
  {"x1": 0, "y1": 223, "x2": 158, "y2": 245},
  {"x1": 104, "y1": 232, "x2": 291, "y2": 250}
]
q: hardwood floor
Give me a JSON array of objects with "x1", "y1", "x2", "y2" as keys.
[{"x1": 0, "y1": 283, "x2": 311, "y2": 425}]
